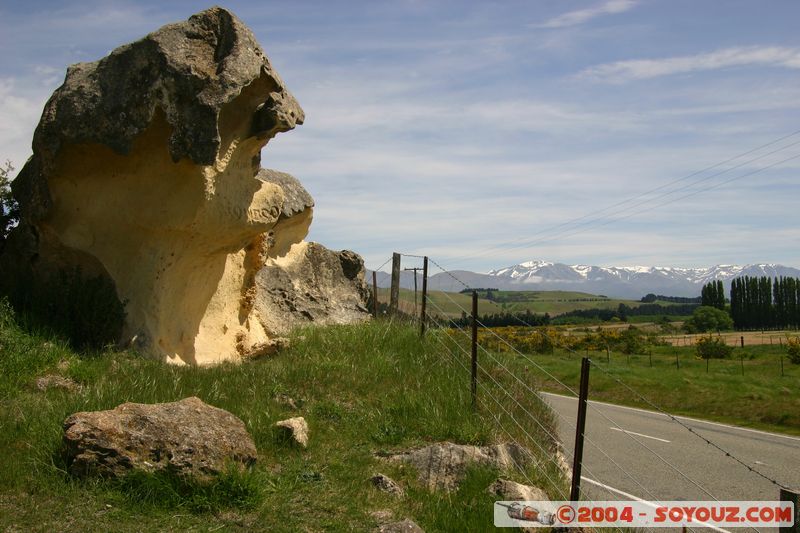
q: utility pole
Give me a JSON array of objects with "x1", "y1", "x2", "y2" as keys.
[{"x1": 404, "y1": 267, "x2": 423, "y2": 316}]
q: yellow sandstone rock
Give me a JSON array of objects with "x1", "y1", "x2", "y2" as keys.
[{"x1": 1, "y1": 7, "x2": 369, "y2": 364}]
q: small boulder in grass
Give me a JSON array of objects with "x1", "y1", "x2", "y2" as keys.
[
  {"x1": 63, "y1": 397, "x2": 257, "y2": 479},
  {"x1": 275, "y1": 416, "x2": 309, "y2": 448},
  {"x1": 371, "y1": 473, "x2": 405, "y2": 497}
]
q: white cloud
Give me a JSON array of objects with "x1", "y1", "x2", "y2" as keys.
[
  {"x1": 580, "y1": 46, "x2": 800, "y2": 82},
  {"x1": 536, "y1": 0, "x2": 638, "y2": 29},
  {"x1": 0, "y1": 79, "x2": 48, "y2": 172}
]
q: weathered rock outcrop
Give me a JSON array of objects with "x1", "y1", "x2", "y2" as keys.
[
  {"x1": 63, "y1": 397, "x2": 257, "y2": 479},
  {"x1": 385, "y1": 441, "x2": 533, "y2": 492},
  {"x1": 1, "y1": 7, "x2": 369, "y2": 364}
]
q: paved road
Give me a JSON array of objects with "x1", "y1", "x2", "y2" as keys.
[{"x1": 542, "y1": 392, "x2": 799, "y2": 529}]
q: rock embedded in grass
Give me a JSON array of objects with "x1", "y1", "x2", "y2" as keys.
[
  {"x1": 63, "y1": 397, "x2": 257, "y2": 479},
  {"x1": 385, "y1": 441, "x2": 533, "y2": 492},
  {"x1": 487, "y1": 478, "x2": 548, "y2": 501},
  {"x1": 35, "y1": 374, "x2": 80, "y2": 392},
  {"x1": 370, "y1": 473, "x2": 405, "y2": 496},
  {"x1": 274, "y1": 416, "x2": 309, "y2": 448},
  {"x1": 377, "y1": 519, "x2": 425, "y2": 533}
]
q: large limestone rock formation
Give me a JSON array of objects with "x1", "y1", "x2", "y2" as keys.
[{"x1": 2, "y1": 7, "x2": 369, "y2": 364}]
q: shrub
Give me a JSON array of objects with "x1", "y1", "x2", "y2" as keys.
[
  {"x1": 684, "y1": 306, "x2": 733, "y2": 333},
  {"x1": 0, "y1": 159, "x2": 18, "y2": 250},
  {"x1": 695, "y1": 334, "x2": 733, "y2": 359},
  {"x1": 787, "y1": 337, "x2": 800, "y2": 364},
  {"x1": 618, "y1": 328, "x2": 645, "y2": 354}
]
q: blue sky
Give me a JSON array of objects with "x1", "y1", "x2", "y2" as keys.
[{"x1": 2, "y1": 0, "x2": 799, "y2": 272}]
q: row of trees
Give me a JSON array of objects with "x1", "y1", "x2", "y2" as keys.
[
  {"x1": 640, "y1": 293, "x2": 701, "y2": 304},
  {"x1": 700, "y1": 280, "x2": 725, "y2": 309},
  {"x1": 450, "y1": 310, "x2": 550, "y2": 328},
  {"x1": 730, "y1": 276, "x2": 800, "y2": 330},
  {"x1": 557, "y1": 302, "x2": 698, "y2": 323}
]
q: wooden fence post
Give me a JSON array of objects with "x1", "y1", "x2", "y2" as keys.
[
  {"x1": 389, "y1": 253, "x2": 401, "y2": 314},
  {"x1": 372, "y1": 271, "x2": 378, "y2": 318},
  {"x1": 570, "y1": 357, "x2": 591, "y2": 502},
  {"x1": 420, "y1": 257, "x2": 428, "y2": 337}
]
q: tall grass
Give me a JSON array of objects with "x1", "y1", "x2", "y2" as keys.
[{"x1": 0, "y1": 305, "x2": 565, "y2": 532}]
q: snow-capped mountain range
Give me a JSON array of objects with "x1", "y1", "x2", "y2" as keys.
[{"x1": 374, "y1": 260, "x2": 800, "y2": 299}]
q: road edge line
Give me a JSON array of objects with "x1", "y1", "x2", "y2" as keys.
[
  {"x1": 581, "y1": 476, "x2": 732, "y2": 533},
  {"x1": 541, "y1": 392, "x2": 800, "y2": 442}
]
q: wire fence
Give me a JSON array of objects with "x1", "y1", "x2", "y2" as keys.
[{"x1": 366, "y1": 252, "x2": 795, "y2": 530}]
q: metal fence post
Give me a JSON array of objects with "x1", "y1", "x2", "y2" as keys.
[
  {"x1": 420, "y1": 257, "x2": 428, "y2": 337},
  {"x1": 471, "y1": 291, "x2": 478, "y2": 410},
  {"x1": 779, "y1": 488, "x2": 799, "y2": 533},
  {"x1": 570, "y1": 357, "x2": 591, "y2": 502}
]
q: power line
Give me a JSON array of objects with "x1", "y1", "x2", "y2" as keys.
[
  {"x1": 494, "y1": 150, "x2": 800, "y2": 254},
  {"x1": 426, "y1": 130, "x2": 800, "y2": 266}
]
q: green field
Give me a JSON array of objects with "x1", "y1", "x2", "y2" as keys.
[
  {"x1": 377, "y1": 287, "x2": 504, "y2": 317},
  {"x1": 378, "y1": 287, "x2": 683, "y2": 319},
  {"x1": 477, "y1": 343, "x2": 800, "y2": 436}
]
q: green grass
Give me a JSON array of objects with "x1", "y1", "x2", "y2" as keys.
[
  {"x1": 491, "y1": 343, "x2": 800, "y2": 436},
  {"x1": 0, "y1": 300, "x2": 564, "y2": 532}
]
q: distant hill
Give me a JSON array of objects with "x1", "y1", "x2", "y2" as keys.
[
  {"x1": 373, "y1": 287, "x2": 644, "y2": 319},
  {"x1": 370, "y1": 260, "x2": 800, "y2": 299}
]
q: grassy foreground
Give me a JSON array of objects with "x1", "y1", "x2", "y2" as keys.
[
  {"x1": 0, "y1": 301, "x2": 563, "y2": 532},
  {"x1": 495, "y1": 344, "x2": 800, "y2": 436}
]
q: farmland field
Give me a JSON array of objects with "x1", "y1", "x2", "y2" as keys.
[
  {"x1": 433, "y1": 323, "x2": 800, "y2": 435},
  {"x1": 376, "y1": 287, "x2": 681, "y2": 318}
]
